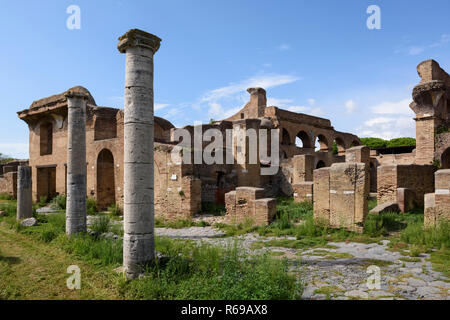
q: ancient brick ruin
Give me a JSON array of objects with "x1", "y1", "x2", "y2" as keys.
[{"x1": 4, "y1": 43, "x2": 448, "y2": 232}]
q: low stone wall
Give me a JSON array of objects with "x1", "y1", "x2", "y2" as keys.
[
  {"x1": 377, "y1": 164, "x2": 435, "y2": 207},
  {"x1": 424, "y1": 169, "x2": 450, "y2": 228},
  {"x1": 313, "y1": 162, "x2": 369, "y2": 233},
  {"x1": 0, "y1": 172, "x2": 17, "y2": 198},
  {"x1": 293, "y1": 182, "x2": 313, "y2": 203},
  {"x1": 225, "y1": 187, "x2": 276, "y2": 226}
]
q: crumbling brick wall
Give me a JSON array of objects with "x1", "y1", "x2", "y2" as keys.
[
  {"x1": 225, "y1": 187, "x2": 276, "y2": 226},
  {"x1": 377, "y1": 164, "x2": 435, "y2": 207},
  {"x1": 424, "y1": 169, "x2": 450, "y2": 227}
]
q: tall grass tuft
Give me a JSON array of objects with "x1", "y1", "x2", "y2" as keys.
[
  {"x1": 119, "y1": 239, "x2": 302, "y2": 300},
  {"x1": 86, "y1": 198, "x2": 98, "y2": 215},
  {"x1": 90, "y1": 215, "x2": 110, "y2": 235},
  {"x1": 400, "y1": 220, "x2": 450, "y2": 249},
  {"x1": 56, "y1": 233, "x2": 123, "y2": 266},
  {"x1": 108, "y1": 203, "x2": 122, "y2": 217},
  {"x1": 50, "y1": 194, "x2": 66, "y2": 210},
  {"x1": 0, "y1": 193, "x2": 13, "y2": 201}
]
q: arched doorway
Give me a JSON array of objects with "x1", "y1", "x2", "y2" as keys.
[
  {"x1": 316, "y1": 160, "x2": 326, "y2": 169},
  {"x1": 442, "y1": 147, "x2": 450, "y2": 169},
  {"x1": 295, "y1": 130, "x2": 311, "y2": 148},
  {"x1": 314, "y1": 134, "x2": 329, "y2": 152},
  {"x1": 281, "y1": 128, "x2": 291, "y2": 145},
  {"x1": 350, "y1": 140, "x2": 361, "y2": 148},
  {"x1": 333, "y1": 137, "x2": 346, "y2": 155},
  {"x1": 97, "y1": 149, "x2": 115, "y2": 209}
]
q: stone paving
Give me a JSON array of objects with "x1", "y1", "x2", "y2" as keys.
[{"x1": 149, "y1": 226, "x2": 450, "y2": 300}]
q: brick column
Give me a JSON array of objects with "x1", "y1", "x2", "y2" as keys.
[
  {"x1": 118, "y1": 29, "x2": 161, "y2": 279},
  {"x1": 65, "y1": 90, "x2": 88, "y2": 235},
  {"x1": 16, "y1": 166, "x2": 32, "y2": 220}
]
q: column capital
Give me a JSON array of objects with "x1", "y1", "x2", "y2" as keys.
[
  {"x1": 64, "y1": 89, "x2": 89, "y2": 100},
  {"x1": 117, "y1": 29, "x2": 161, "y2": 54}
]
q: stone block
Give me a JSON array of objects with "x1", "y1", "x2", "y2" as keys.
[
  {"x1": 313, "y1": 167, "x2": 330, "y2": 224},
  {"x1": 292, "y1": 155, "x2": 315, "y2": 183},
  {"x1": 293, "y1": 182, "x2": 313, "y2": 203},
  {"x1": 369, "y1": 201, "x2": 400, "y2": 215},
  {"x1": 345, "y1": 146, "x2": 370, "y2": 165},
  {"x1": 397, "y1": 188, "x2": 416, "y2": 213}
]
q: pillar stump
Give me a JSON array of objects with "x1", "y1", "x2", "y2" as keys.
[
  {"x1": 65, "y1": 90, "x2": 88, "y2": 235},
  {"x1": 17, "y1": 166, "x2": 33, "y2": 220},
  {"x1": 118, "y1": 29, "x2": 161, "y2": 279}
]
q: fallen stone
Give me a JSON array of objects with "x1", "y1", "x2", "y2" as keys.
[
  {"x1": 369, "y1": 201, "x2": 399, "y2": 214},
  {"x1": 406, "y1": 278, "x2": 427, "y2": 287},
  {"x1": 416, "y1": 286, "x2": 441, "y2": 297},
  {"x1": 368, "y1": 290, "x2": 394, "y2": 298},
  {"x1": 20, "y1": 217, "x2": 38, "y2": 227},
  {"x1": 345, "y1": 290, "x2": 369, "y2": 299}
]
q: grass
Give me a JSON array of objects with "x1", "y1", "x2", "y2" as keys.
[
  {"x1": 117, "y1": 238, "x2": 303, "y2": 300},
  {"x1": 0, "y1": 200, "x2": 302, "y2": 300},
  {"x1": 0, "y1": 226, "x2": 120, "y2": 299},
  {"x1": 86, "y1": 198, "x2": 99, "y2": 215},
  {"x1": 50, "y1": 195, "x2": 66, "y2": 210},
  {"x1": 201, "y1": 202, "x2": 226, "y2": 216},
  {"x1": 90, "y1": 215, "x2": 111, "y2": 235},
  {"x1": 108, "y1": 204, "x2": 122, "y2": 217},
  {"x1": 155, "y1": 218, "x2": 211, "y2": 229},
  {"x1": 0, "y1": 193, "x2": 13, "y2": 201},
  {"x1": 313, "y1": 285, "x2": 345, "y2": 299}
]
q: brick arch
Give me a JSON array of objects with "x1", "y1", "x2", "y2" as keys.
[
  {"x1": 281, "y1": 128, "x2": 291, "y2": 145},
  {"x1": 350, "y1": 139, "x2": 361, "y2": 147},
  {"x1": 334, "y1": 136, "x2": 346, "y2": 155},
  {"x1": 96, "y1": 149, "x2": 115, "y2": 209},
  {"x1": 314, "y1": 133, "x2": 330, "y2": 152},
  {"x1": 442, "y1": 147, "x2": 450, "y2": 169},
  {"x1": 295, "y1": 130, "x2": 312, "y2": 148}
]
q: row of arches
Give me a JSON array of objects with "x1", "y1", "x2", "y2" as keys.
[{"x1": 281, "y1": 128, "x2": 360, "y2": 153}]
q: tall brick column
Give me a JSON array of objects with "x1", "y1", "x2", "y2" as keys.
[
  {"x1": 118, "y1": 29, "x2": 161, "y2": 278},
  {"x1": 16, "y1": 166, "x2": 32, "y2": 220},
  {"x1": 65, "y1": 90, "x2": 88, "y2": 235}
]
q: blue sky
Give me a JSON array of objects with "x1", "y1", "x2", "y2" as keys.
[{"x1": 1, "y1": 0, "x2": 449, "y2": 159}]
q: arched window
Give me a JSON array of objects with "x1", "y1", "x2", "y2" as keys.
[
  {"x1": 314, "y1": 134, "x2": 329, "y2": 152},
  {"x1": 350, "y1": 140, "x2": 361, "y2": 148},
  {"x1": 316, "y1": 160, "x2": 326, "y2": 169},
  {"x1": 282, "y1": 128, "x2": 291, "y2": 145},
  {"x1": 333, "y1": 137, "x2": 346, "y2": 155},
  {"x1": 40, "y1": 122, "x2": 53, "y2": 156},
  {"x1": 97, "y1": 149, "x2": 115, "y2": 209},
  {"x1": 295, "y1": 130, "x2": 311, "y2": 148},
  {"x1": 441, "y1": 147, "x2": 450, "y2": 169}
]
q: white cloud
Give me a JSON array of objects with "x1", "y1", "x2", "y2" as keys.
[
  {"x1": 345, "y1": 99, "x2": 356, "y2": 114},
  {"x1": 208, "y1": 102, "x2": 223, "y2": 118},
  {"x1": 200, "y1": 74, "x2": 300, "y2": 103},
  {"x1": 364, "y1": 117, "x2": 394, "y2": 127},
  {"x1": 0, "y1": 143, "x2": 29, "y2": 159},
  {"x1": 267, "y1": 98, "x2": 293, "y2": 107},
  {"x1": 277, "y1": 44, "x2": 291, "y2": 51},
  {"x1": 400, "y1": 34, "x2": 450, "y2": 55},
  {"x1": 358, "y1": 116, "x2": 415, "y2": 140},
  {"x1": 163, "y1": 108, "x2": 179, "y2": 119},
  {"x1": 310, "y1": 108, "x2": 325, "y2": 117},
  {"x1": 408, "y1": 46, "x2": 425, "y2": 55},
  {"x1": 370, "y1": 98, "x2": 414, "y2": 115},
  {"x1": 308, "y1": 98, "x2": 315, "y2": 106},
  {"x1": 287, "y1": 106, "x2": 308, "y2": 113},
  {"x1": 155, "y1": 103, "x2": 169, "y2": 111}
]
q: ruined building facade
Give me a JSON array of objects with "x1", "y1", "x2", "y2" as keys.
[{"x1": 12, "y1": 85, "x2": 358, "y2": 220}]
